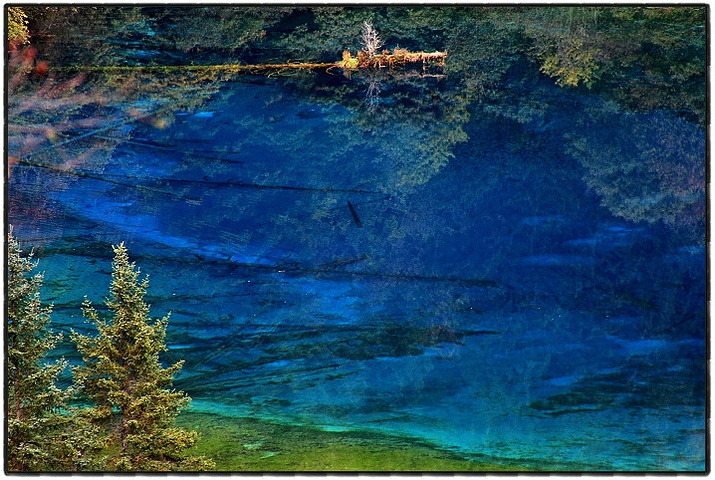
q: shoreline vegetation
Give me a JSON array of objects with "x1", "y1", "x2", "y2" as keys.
[{"x1": 174, "y1": 410, "x2": 529, "y2": 472}]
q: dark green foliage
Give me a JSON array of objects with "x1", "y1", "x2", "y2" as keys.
[
  {"x1": 7, "y1": 230, "x2": 103, "y2": 471},
  {"x1": 154, "y1": 6, "x2": 291, "y2": 54},
  {"x1": 71, "y1": 243, "x2": 214, "y2": 471},
  {"x1": 8, "y1": 229, "x2": 66, "y2": 471},
  {"x1": 6, "y1": 234, "x2": 213, "y2": 471}
]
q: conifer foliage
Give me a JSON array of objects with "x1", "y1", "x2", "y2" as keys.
[
  {"x1": 7, "y1": 230, "x2": 97, "y2": 471},
  {"x1": 71, "y1": 243, "x2": 214, "y2": 471}
]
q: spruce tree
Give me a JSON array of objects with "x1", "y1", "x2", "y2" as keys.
[
  {"x1": 71, "y1": 243, "x2": 214, "y2": 471},
  {"x1": 7, "y1": 230, "x2": 102, "y2": 472}
]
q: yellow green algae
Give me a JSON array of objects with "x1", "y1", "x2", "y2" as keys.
[{"x1": 175, "y1": 411, "x2": 528, "y2": 472}]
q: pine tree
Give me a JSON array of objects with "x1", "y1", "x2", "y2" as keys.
[
  {"x1": 71, "y1": 243, "x2": 214, "y2": 471},
  {"x1": 7, "y1": 230, "x2": 102, "y2": 472}
]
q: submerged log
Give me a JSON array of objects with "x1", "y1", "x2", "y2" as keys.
[{"x1": 347, "y1": 200, "x2": 363, "y2": 228}]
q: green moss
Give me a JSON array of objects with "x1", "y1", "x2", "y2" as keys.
[{"x1": 175, "y1": 411, "x2": 527, "y2": 472}]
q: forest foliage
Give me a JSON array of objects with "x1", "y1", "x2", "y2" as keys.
[
  {"x1": 7, "y1": 230, "x2": 92, "y2": 471},
  {"x1": 72, "y1": 243, "x2": 214, "y2": 471}
]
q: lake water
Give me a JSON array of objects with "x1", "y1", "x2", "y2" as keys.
[{"x1": 7, "y1": 6, "x2": 707, "y2": 472}]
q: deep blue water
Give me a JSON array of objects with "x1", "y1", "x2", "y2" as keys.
[{"x1": 8, "y1": 55, "x2": 706, "y2": 470}]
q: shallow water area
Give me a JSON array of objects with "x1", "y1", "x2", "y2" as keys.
[{"x1": 7, "y1": 6, "x2": 706, "y2": 472}]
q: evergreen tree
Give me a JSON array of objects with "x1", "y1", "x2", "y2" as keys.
[
  {"x1": 7, "y1": 230, "x2": 102, "y2": 472},
  {"x1": 71, "y1": 243, "x2": 214, "y2": 471}
]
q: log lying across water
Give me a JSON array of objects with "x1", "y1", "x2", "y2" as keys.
[
  {"x1": 53, "y1": 49, "x2": 447, "y2": 75},
  {"x1": 339, "y1": 49, "x2": 447, "y2": 70}
]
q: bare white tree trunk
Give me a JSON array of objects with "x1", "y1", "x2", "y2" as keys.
[{"x1": 361, "y1": 21, "x2": 383, "y2": 58}]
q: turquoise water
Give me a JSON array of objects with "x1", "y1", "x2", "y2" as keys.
[{"x1": 7, "y1": 7, "x2": 706, "y2": 472}]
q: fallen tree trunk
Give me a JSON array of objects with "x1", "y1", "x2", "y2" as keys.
[
  {"x1": 53, "y1": 49, "x2": 447, "y2": 75},
  {"x1": 341, "y1": 49, "x2": 447, "y2": 70}
]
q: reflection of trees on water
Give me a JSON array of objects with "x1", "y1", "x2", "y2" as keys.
[
  {"x1": 508, "y1": 6, "x2": 706, "y2": 123},
  {"x1": 10, "y1": 5, "x2": 706, "y2": 241},
  {"x1": 8, "y1": 46, "x2": 126, "y2": 241},
  {"x1": 22, "y1": 5, "x2": 706, "y2": 122},
  {"x1": 7, "y1": 47, "x2": 230, "y2": 242},
  {"x1": 284, "y1": 69, "x2": 470, "y2": 191},
  {"x1": 363, "y1": 74, "x2": 382, "y2": 112},
  {"x1": 16, "y1": 5, "x2": 471, "y2": 199},
  {"x1": 567, "y1": 108, "x2": 705, "y2": 233}
]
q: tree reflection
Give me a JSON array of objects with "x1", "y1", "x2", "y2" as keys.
[
  {"x1": 7, "y1": 45, "x2": 228, "y2": 243},
  {"x1": 8, "y1": 45, "x2": 122, "y2": 241},
  {"x1": 508, "y1": 6, "x2": 706, "y2": 122},
  {"x1": 568, "y1": 107, "x2": 705, "y2": 234},
  {"x1": 9, "y1": 5, "x2": 706, "y2": 240}
]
